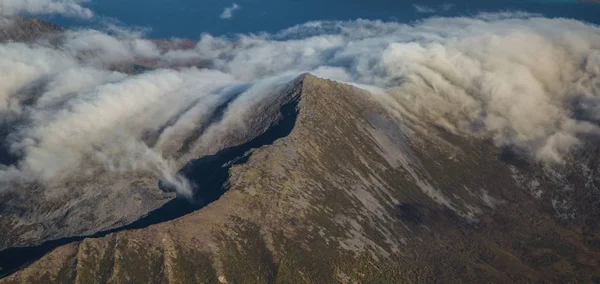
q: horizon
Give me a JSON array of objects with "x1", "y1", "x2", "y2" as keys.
[{"x1": 35, "y1": 0, "x2": 600, "y2": 39}]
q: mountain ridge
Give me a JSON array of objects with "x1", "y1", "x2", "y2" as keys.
[{"x1": 2, "y1": 73, "x2": 599, "y2": 283}]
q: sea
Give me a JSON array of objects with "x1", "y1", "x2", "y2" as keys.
[{"x1": 42, "y1": 0, "x2": 600, "y2": 39}]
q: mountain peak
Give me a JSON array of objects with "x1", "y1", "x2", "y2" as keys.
[{"x1": 3, "y1": 56, "x2": 600, "y2": 284}]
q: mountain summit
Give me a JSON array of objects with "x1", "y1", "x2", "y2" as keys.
[{"x1": 2, "y1": 73, "x2": 599, "y2": 283}]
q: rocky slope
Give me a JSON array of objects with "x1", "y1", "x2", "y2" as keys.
[
  {"x1": 2, "y1": 74, "x2": 599, "y2": 283},
  {"x1": 0, "y1": 17, "x2": 63, "y2": 42},
  {"x1": 0, "y1": 18, "x2": 177, "y2": 251}
]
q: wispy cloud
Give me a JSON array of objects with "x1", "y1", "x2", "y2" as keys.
[
  {"x1": 220, "y1": 3, "x2": 241, "y2": 20},
  {"x1": 0, "y1": 0, "x2": 93, "y2": 19},
  {"x1": 3, "y1": 13, "x2": 600, "y2": 236},
  {"x1": 413, "y1": 4, "x2": 436, "y2": 13}
]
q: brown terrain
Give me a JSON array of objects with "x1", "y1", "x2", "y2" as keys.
[{"x1": 0, "y1": 17, "x2": 64, "y2": 42}]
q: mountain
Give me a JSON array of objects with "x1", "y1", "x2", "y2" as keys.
[
  {"x1": 0, "y1": 17, "x2": 63, "y2": 42},
  {"x1": 0, "y1": 19, "x2": 181, "y2": 252},
  {"x1": 1, "y1": 74, "x2": 599, "y2": 283}
]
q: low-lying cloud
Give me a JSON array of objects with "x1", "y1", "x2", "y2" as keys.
[
  {"x1": 1, "y1": 13, "x2": 600, "y2": 201},
  {"x1": 0, "y1": 0, "x2": 93, "y2": 19}
]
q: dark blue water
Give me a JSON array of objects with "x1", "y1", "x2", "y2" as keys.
[{"x1": 44, "y1": 0, "x2": 600, "y2": 39}]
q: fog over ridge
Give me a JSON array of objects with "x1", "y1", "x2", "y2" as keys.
[{"x1": 0, "y1": 12, "x2": 599, "y2": 199}]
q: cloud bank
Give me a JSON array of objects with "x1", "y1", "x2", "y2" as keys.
[
  {"x1": 220, "y1": 3, "x2": 241, "y2": 20},
  {"x1": 1, "y1": 13, "x2": 600, "y2": 201},
  {"x1": 0, "y1": 0, "x2": 93, "y2": 19}
]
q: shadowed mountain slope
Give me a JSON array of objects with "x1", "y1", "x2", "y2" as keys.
[
  {"x1": 2, "y1": 74, "x2": 599, "y2": 283},
  {"x1": 0, "y1": 19, "x2": 208, "y2": 252}
]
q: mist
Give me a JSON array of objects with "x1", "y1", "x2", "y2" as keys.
[{"x1": 1, "y1": 11, "x2": 600, "y2": 199}]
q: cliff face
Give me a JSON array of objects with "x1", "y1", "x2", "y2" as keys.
[{"x1": 2, "y1": 74, "x2": 599, "y2": 283}]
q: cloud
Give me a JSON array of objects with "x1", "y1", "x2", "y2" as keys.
[
  {"x1": 220, "y1": 3, "x2": 241, "y2": 20},
  {"x1": 413, "y1": 3, "x2": 454, "y2": 14},
  {"x1": 414, "y1": 4, "x2": 436, "y2": 13},
  {"x1": 0, "y1": 0, "x2": 93, "y2": 19},
  {"x1": 2, "y1": 12, "x2": 600, "y2": 207}
]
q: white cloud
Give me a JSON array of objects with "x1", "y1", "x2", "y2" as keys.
[
  {"x1": 220, "y1": 3, "x2": 241, "y2": 20},
  {"x1": 414, "y1": 4, "x2": 436, "y2": 13},
  {"x1": 2, "y1": 12, "x2": 600, "y2": 205},
  {"x1": 0, "y1": 0, "x2": 93, "y2": 19}
]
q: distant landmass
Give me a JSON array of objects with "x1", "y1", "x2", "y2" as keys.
[{"x1": 0, "y1": 17, "x2": 63, "y2": 42}]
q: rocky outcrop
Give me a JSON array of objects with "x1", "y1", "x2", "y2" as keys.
[{"x1": 2, "y1": 74, "x2": 599, "y2": 283}]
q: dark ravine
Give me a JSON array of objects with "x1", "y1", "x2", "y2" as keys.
[{"x1": 0, "y1": 95, "x2": 301, "y2": 279}]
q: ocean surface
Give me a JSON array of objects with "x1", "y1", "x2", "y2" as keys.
[{"x1": 44, "y1": 0, "x2": 600, "y2": 39}]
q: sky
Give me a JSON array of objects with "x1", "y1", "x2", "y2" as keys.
[{"x1": 29, "y1": 0, "x2": 600, "y2": 38}]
